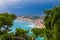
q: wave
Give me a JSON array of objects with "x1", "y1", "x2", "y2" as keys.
[{"x1": 29, "y1": 23, "x2": 35, "y2": 28}]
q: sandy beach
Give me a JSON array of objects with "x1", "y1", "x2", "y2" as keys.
[{"x1": 16, "y1": 16, "x2": 45, "y2": 28}]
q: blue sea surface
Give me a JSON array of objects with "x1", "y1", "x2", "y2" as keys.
[
  {"x1": 11, "y1": 20, "x2": 44, "y2": 40},
  {"x1": 11, "y1": 20, "x2": 32, "y2": 32}
]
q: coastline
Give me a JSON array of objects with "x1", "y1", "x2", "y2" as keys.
[{"x1": 16, "y1": 16, "x2": 45, "y2": 28}]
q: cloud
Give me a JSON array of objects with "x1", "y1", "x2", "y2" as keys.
[
  {"x1": 0, "y1": 0, "x2": 22, "y2": 6},
  {"x1": 0, "y1": 0, "x2": 58, "y2": 5},
  {"x1": 0, "y1": 0, "x2": 58, "y2": 6},
  {"x1": 0, "y1": 0, "x2": 58, "y2": 9},
  {"x1": 0, "y1": 0, "x2": 19, "y2": 9},
  {"x1": 0, "y1": 0, "x2": 58, "y2": 15}
]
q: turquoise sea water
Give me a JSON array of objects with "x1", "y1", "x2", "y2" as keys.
[{"x1": 11, "y1": 20, "x2": 44, "y2": 40}]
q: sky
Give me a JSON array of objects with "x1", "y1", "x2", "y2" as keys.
[{"x1": 0, "y1": 0, "x2": 59, "y2": 16}]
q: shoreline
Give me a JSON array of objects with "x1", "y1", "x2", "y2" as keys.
[{"x1": 16, "y1": 16, "x2": 45, "y2": 28}]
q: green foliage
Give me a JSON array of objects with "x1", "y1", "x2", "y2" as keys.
[
  {"x1": 0, "y1": 5, "x2": 60, "y2": 40},
  {"x1": 44, "y1": 5, "x2": 60, "y2": 40},
  {"x1": 0, "y1": 12, "x2": 35, "y2": 40},
  {"x1": 0, "y1": 12, "x2": 16, "y2": 40},
  {"x1": 15, "y1": 28, "x2": 28, "y2": 36},
  {"x1": 15, "y1": 28, "x2": 32, "y2": 40},
  {"x1": 54, "y1": 24, "x2": 60, "y2": 40},
  {"x1": 46, "y1": 30, "x2": 55, "y2": 40},
  {"x1": 32, "y1": 28, "x2": 46, "y2": 37},
  {"x1": 1, "y1": 33, "x2": 15, "y2": 40},
  {"x1": 0, "y1": 12, "x2": 16, "y2": 34}
]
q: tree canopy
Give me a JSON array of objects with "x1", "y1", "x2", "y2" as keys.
[
  {"x1": 44, "y1": 5, "x2": 60, "y2": 40},
  {"x1": 0, "y1": 12, "x2": 16, "y2": 35}
]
